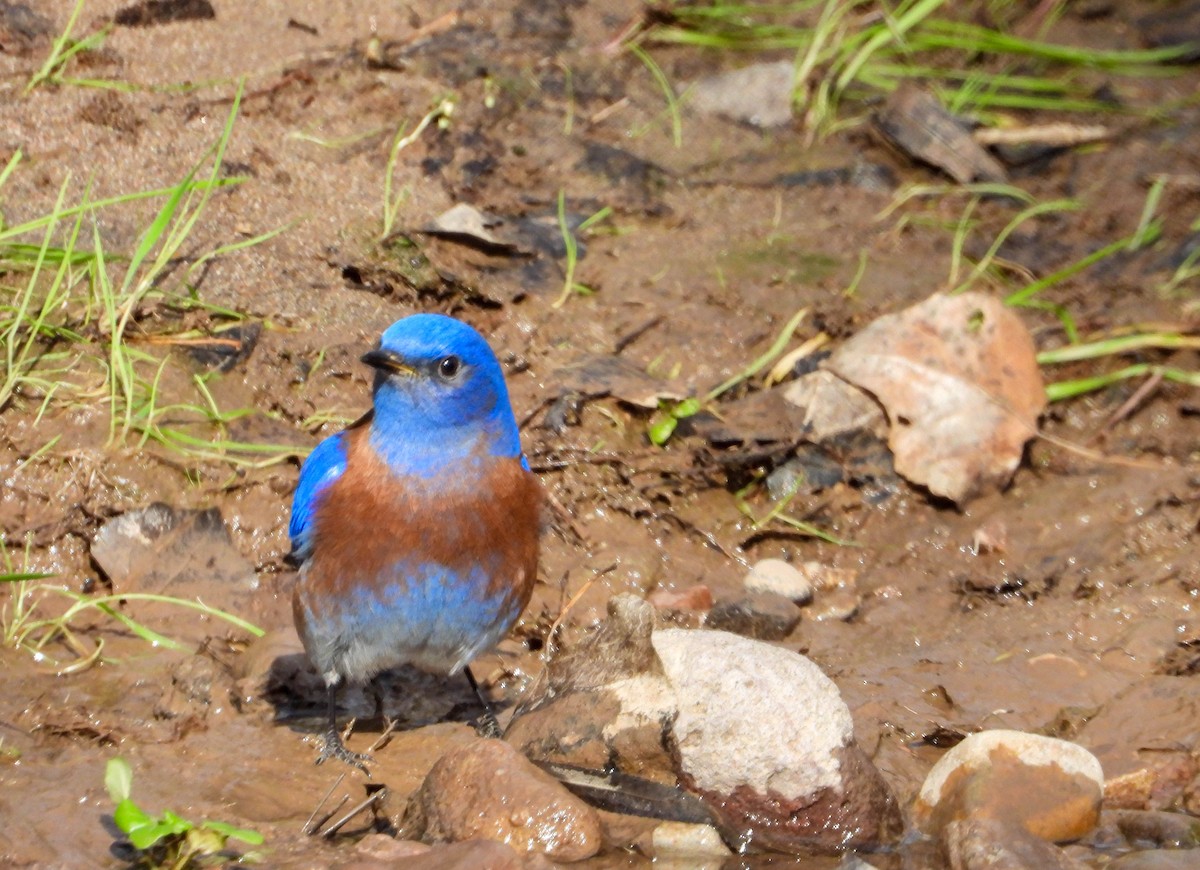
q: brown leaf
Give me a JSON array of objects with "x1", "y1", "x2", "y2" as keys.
[
  {"x1": 874, "y1": 84, "x2": 1007, "y2": 184},
  {"x1": 825, "y1": 292, "x2": 1045, "y2": 505}
]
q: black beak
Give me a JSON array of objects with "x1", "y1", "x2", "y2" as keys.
[{"x1": 362, "y1": 348, "x2": 416, "y2": 376}]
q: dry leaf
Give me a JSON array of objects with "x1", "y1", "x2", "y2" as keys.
[
  {"x1": 825, "y1": 292, "x2": 1045, "y2": 505},
  {"x1": 554, "y1": 355, "x2": 683, "y2": 409},
  {"x1": 874, "y1": 84, "x2": 1006, "y2": 184},
  {"x1": 783, "y1": 369, "x2": 886, "y2": 442},
  {"x1": 424, "y1": 203, "x2": 520, "y2": 252}
]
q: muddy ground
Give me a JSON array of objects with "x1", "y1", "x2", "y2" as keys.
[{"x1": 0, "y1": 0, "x2": 1198, "y2": 867}]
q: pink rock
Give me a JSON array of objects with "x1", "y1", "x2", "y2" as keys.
[
  {"x1": 648, "y1": 585, "x2": 714, "y2": 612},
  {"x1": 411, "y1": 738, "x2": 602, "y2": 862}
]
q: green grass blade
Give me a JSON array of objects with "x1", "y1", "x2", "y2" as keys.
[{"x1": 1037, "y1": 332, "x2": 1200, "y2": 365}]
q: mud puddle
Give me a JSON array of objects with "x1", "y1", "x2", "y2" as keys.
[{"x1": 1, "y1": 0, "x2": 1198, "y2": 867}]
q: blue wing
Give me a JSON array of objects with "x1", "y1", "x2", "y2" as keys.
[{"x1": 289, "y1": 432, "x2": 349, "y2": 561}]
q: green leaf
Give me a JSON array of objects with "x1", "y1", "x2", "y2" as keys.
[
  {"x1": 648, "y1": 413, "x2": 678, "y2": 446},
  {"x1": 127, "y1": 818, "x2": 186, "y2": 851},
  {"x1": 160, "y1": 810, "x2": 192, "y2": 834},
  {"x1": 672, "y1": 397, "x2": 702, "y2": 418},
  {"x1": 105, "y1": 757, "x2": 133, "y2": 803},
  {"x1": 116, "y1": 801, "x2": 193, "y2": 851},
  {"x1": 203, "y1": 821, "x2": 264, "y2": 845},
  {"x1": 113, "y1": 798, "x2": 151, "y2": 835}
]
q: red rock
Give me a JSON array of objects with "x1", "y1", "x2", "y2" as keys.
[
  {"x1": 648, "y1": 584, "x2": 713, "y2": 612},
  {"x1": 411, "y1": 738, "x2": 602, "y2": 862}
]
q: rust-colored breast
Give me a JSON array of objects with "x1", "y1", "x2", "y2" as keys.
[{"x1": 304, "y1": 426, "x2": 542, "y2": 618}]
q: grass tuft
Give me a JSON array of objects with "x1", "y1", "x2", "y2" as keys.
[
  {"x1": 0, "y1": 82, "x2": 301, "y2": 469},
  {"x1": 634, "y1": 0, "x2": 1198, "y2": 136}
]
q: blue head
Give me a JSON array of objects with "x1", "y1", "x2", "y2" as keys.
[{"x1": 362, "y1": 314, "x2": 522, "y2": 477}]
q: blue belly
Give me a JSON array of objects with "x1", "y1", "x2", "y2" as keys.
[{"x1": 300, "y1": 560, "x2": 517, "y2": 684}]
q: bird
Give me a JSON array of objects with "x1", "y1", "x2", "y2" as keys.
[{"x1": 288, "y1": 313, "x2": 542, "y2": 770}]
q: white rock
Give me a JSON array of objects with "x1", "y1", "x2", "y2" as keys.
[
  {"x1": 651, "y1": 629, "x2": 853, "y2": 797},
  {"x1": 649, "y1": 821, "x2": 731, "y2": 859},
  {"x1": 686, "y1": 60, "x2": 795, "y2": 128},
  {"x1": 743, "y1": 558, "x2": 814, "y2": 604}
]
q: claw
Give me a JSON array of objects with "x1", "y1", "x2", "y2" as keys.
[
  {"x1": 316, "y1": 728, "x2": 374, "y2": 774},
  {"x1": 464, "y1": 665, "x2": 503, "y2": 739},
  {"x1": 474, "y1": 710, "x2": 502, "y2": 739}
]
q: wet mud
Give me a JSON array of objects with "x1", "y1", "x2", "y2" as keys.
[{"x1": 0, "y1": 1, "x2": 1198, "y2": 867}]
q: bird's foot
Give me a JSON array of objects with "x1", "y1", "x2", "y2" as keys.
[
  {"x1": 463, "y1": 666, "x2": 503, "y2": 738},
  {"x1": 316, "y1": 728, "x2": 374, "y2": 774},
  {"x1": 473, "y1": 709, "x2": 502, "y2": 739}
]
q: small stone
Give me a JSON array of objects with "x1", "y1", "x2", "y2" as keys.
[
  {"x1": 800, "y1": 563, "x2": 862, "y2": 621},
  {"x1": 648, "y1": 584, "x2": 714, "y2": 612},
  {"x1": 945, "y1": 818, "x2": 1088, "y2": 870},
  {"x1": 506, "y1": 596, "x2": 679, "y2": 787},
  {"x1": 743, "y1": 559, "x2": 814, "y2": 604},
  {"x1": 642, "y1": 821, "x2": 731, "y2": 860},
  {"x1": 971, "y1": 518, "x2": 1008, "y2": 555},
  {"x1": 807, "y1": 583, "x2": 862, "y2": 622},
  {"x1": 913, "y1": 730, "x2": 1104, "y2": 843},
  {"x1": 805, "y1": 561, "x2": 860, "y2": 591},
  {"x1": 353, "y1": 834, "x2": 430, "y2": 861},
  {"x1": 1112, "y1": 809, "x2": 1200, "y2": 849},
  {"x1": 1106, "y1": 849, "x2": 1200, "y2": 870},
  {"x1": 687, "y1": 60, "x2": 795, "y2": 128},
  {"x1": 705, "y1": 592, "x2": 801, "y2": 640},
  {"x1": 410, "y1": 738, "x2": 602, "y2": 862}
]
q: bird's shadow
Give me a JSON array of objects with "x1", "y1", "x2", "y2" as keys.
[{"x1": 263, "y1": 652, "x2": 487, "y2": 738}]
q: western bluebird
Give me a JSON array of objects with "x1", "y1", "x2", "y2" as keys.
[{"x1": 288, "y1": 313, "x2": 541, "y2": 770}]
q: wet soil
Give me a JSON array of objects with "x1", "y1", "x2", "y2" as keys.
[{"x1": 1, "y1": 1, "x2": 1198, "y2": 867}]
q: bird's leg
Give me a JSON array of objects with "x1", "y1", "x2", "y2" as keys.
[
  {"x1": 369, "y1": 677, "x2": 397, "y2": 732},
  {"x1": 463, "y1": 665, "x2": 502, "y2": 738},
  {"x1": 366, "y1": 677, "x2": 399, "y2": 751},
  {"x1": 316, "y1": 682, "x2": 374, "y2": 773}
]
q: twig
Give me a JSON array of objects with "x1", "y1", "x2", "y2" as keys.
[
  {"x1": 1090, "y1": 370, "x2": 1164, "y2": 444},
  {"x1": 614, "y1": 316, "x2": 663, "y2": 354},
  {"x1": 321, "y1": 788, "x2": 388, "y2": 838},
  {"x1": 973, "y1": 123, "x2": 1110, "y2": 148},
  {"x1": 546, "y1": 563, "x2": 616, "y2": 656},
  {"x1": 545, "y1": 488, "x2": 587, "y2": 547},
  {"x1": 303, "y1": 773, "x2": 347, "y2": 835},
  {"x1": 366, "y1": 718, "x2": 400, "y2": 754}
]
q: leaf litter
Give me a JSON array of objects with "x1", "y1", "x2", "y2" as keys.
[{"x1": 825, "y1": 291, "x2": 1046, "y2": 505}]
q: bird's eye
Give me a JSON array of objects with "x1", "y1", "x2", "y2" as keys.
[{"x1": 437, "y1": 355, "x2": 461, "y2": 379}]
